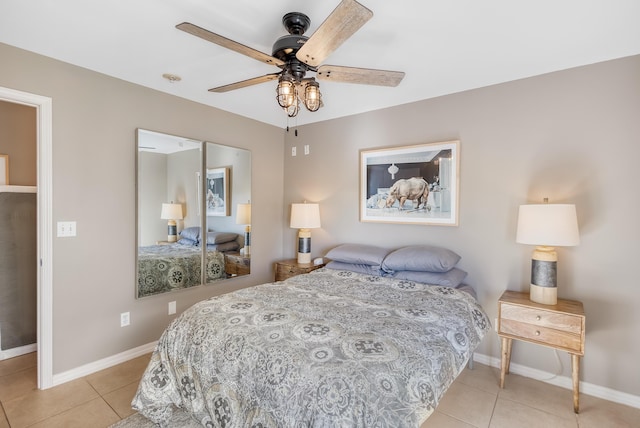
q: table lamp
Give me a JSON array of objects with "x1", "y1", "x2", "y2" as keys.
[
  {"x1": 290, "y1": 202, "x2": 321, "y2": 264},
  {"x1": 516, "y1": 200, "x2": 580, "y2": 305},
  {"x1": 236, "y1": 202, "x2": 251, "y2": 256},
  {"x1": 160, "y1": 202, "x2": 183, "y2": 243}
]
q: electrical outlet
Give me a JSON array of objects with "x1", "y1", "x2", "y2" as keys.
[
  {"x1": 168, "y1": 301, "x2": 176, "y2": 315},
  {"x1": 291, "y1": 146, "x2": 297, "y2": 156},
  {"x1": 304, "y1": 145, "x2": 310, "y2": 155},
  {"x1": 120, "y1": 312, "x2": 130, "y2": 327}
]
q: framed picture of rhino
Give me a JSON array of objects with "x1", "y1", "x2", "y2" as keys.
[{"x1": 360, "y1": 140, "x2": 459, "y2": 225}]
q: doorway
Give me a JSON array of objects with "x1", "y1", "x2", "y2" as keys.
[{"x1": 0, "y1": 86, "x2": 53, "y2": 389}]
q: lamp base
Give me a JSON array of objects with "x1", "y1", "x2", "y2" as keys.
[
  {"x1": 297, "y1": 228, "x2": 311, "y2": 264},
  {"x1": 529, "y1": 245, "x2": 558, "y2": 305},
  {"x1": 530, "y1": 283, "x2": 557, "y2": 305},
  {"x1": 167, "y1": 220, "x2": 177, "y2": 243}
]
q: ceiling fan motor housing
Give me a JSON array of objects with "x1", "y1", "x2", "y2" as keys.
[
  {"x1": 272, "y1": 12, "x2": 313, "y2": 80},
  {"x1": 282, "y1": 12, "x2": 310, "y2": 35}
]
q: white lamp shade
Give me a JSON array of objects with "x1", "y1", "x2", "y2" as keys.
[
  {"x1": 236, "y1": 203, "x2": 251, "y2": 224},
  {"x1": 290, "y1": 203, "x2": 321, "y2": 229},
  {"x1": 516, "y1": 204, "x2": 579, "y2": 246},
  {"x1": 160, "y1": 203, "x2": 183, "y2": 220}
]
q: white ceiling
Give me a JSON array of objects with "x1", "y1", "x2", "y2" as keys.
[{"x1": 2, "y1": 0, "x2": 639, "y2": 128}]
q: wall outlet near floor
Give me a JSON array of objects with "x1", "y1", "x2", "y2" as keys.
[
  {"x1": 120, "y1": 312, "x2": 130, "y2": 327},
  {"x1": 168, "y1": 301, "x2": 176, "y2": 315}
]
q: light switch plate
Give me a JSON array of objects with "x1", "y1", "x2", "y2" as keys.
[
  {"x1": 120, "y1": 312, "x2": 130, "y2": 327},
  {"x1": 57, "y1": 221, "x2": 76, "y2": 237}
]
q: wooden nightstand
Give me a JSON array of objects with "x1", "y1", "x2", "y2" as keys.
[
  {"x1": 274, "y1": 259, "x2": 326, "y2": 282},
  {"x1": 224, "y1": 252, "x2": 250, "y2": 277},
  {"x1": 498, "y1": 290, "x2": 585, "y2": 413}
]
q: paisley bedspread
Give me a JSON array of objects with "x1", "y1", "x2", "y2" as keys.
[
  {"x1": 132, "y1": 268, "x2": 490, "y2": 427},
  {"x1": 137, "y1": 245, "x2": 226, "y2": 298}
]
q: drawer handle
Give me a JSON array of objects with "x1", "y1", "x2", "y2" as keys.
[
  {"x1": 535, "y1": 330, "x2": 541, "y2": 336},
  {"x1": 536, "y1": 315, "x2": 541, "y2": 321}
]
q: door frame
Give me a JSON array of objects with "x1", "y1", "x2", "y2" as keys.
[{"x1": 0, "y1": 86, "x2": 53, "y2": 389}]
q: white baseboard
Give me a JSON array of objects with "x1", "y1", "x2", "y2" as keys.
[
  {"x1": 473, "y1": 352, "x2": 640, "y2": 410},
  {"x1": 51, "y1": 341, "x2": 157, "y2": 387},
  {"x1": 0, "y1": 343, "x2": 37, "y2": 361}
]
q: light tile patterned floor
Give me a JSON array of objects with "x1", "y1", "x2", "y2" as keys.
[{"x1": 0, "y1": 353, "x2": 638, "y2": 427}]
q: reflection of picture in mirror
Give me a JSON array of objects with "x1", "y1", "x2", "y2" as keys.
[{"x1": 206, "y1": 167, "x2": 229, "y2": 216}]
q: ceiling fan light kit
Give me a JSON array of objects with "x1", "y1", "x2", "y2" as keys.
[{"x1": 177, "y1": 0, "x2": 404, "y2": 118}]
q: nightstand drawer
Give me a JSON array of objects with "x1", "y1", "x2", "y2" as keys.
[
  {"x1": 499, "y1": 318, "x2": 583, "y2": 353},
  {"x1": 500, "y1": 303, "x2": 582, "y2": 335}
]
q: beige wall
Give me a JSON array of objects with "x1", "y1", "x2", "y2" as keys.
[
  {"x1": 284, "y1": 55, "x2": 640, "y2": 397},
  {"x1": 2, "y1": 39, "x2": 639, "y2": 398},
  {"x1": 0, "y1": 99, "x2": 36, "y2": 186},
  {"x1": 0, "y1": 42, "x2": 286, "y2": 373}
]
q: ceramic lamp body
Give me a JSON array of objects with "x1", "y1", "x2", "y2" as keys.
[
  {"x1": 167, "y1": 220, "x2": 177, "y2": 242},
  {"x1": 243, "y1": 225, "x2": 251, "y2": 256},
  {"x1": 297, "y1": 228, "x2": 312, "y2": 264},
  {"x1": 530, "y1": 245, "x2": 558, "y2": 305}
]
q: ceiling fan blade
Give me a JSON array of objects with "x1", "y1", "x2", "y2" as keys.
[
  {"x1": 209, "y1": 73, "x2": 281, "y2": 93},
  {"x1": 177, "y1": 22, "x2": 285, "y2": 67},
  {"x1": 317, "y1": 65, "x2": 405, "y2": 87},
  {"x1": 296, "y1": 0, "x2": 373, "y2": 67}
]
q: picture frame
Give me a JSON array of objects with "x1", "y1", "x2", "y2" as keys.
[
  {"x1": 206, "y1": 167, "x2": 230, "y2": 216},
  {"x1": 0, "y1": 154, "x2": 8, "y2": 185},
  {"x1": 360, "y1": 140, "x2": 459, "y2": 225}
]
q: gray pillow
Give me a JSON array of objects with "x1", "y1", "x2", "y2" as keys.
[
  {"x1": 206, "y1": 231, "x2": 238, "y2": 245},
  {"x1": 386, "y1": 267, "x2": 468, "y2": 287},
  {"x1": 325, "y1": 244, "x2": 390, "y2": 267},
  {"x1": 381, "y1": 245, "x2": 461, "y2": 273},
  {"x1": 179, "y1": 227, "x2": 201, "y2": 242},
  {"x1": 325, "y1": 261, "x2": 385, "y2": 276},
  {"x1": 177, "y1": 238, "x2": 197, "y2": 246}
]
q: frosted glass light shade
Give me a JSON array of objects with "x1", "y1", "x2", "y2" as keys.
[{"x1": 516, "y1": 204, "x2": 579, "y2": 247}]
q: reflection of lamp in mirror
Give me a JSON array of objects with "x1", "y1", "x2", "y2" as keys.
[
  {"x1": 516, "y1": 199, "x2": 580, "y2": 305},
  {"x1": 236, "y1": 202, "x2": 251, "y2": 256},
  {"x1": 290, "y1": 202, "x2": 321, "y2": 264},
  {"x1": 160, "y1": 202, "x2": 183, "y2": 243}
]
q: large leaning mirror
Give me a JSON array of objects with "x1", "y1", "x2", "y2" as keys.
[{"x1": 136, "y1": 129, "x2": 251, "y2": 298}]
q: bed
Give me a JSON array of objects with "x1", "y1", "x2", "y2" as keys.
[{"x1": 132, "y1": 244, "x2": 491, "y2": 426}]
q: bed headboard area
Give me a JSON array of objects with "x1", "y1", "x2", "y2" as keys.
[{"x1": 324, "y1": 243, "x2": 473, "y2": 294}]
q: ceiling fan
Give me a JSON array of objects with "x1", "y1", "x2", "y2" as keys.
[{"x1": 176, "y1": 0, "x2": 405, "y2": 117}]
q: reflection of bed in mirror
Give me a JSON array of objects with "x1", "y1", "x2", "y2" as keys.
[
  {"x1": 137, "y1": 244, "x2": 224, "y2": 298},
  {"x1": 137, "y1": 228, "x2": 243, "y2": 298}
]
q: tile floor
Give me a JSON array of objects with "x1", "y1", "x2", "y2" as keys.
[{"x1": 0, "y1": 353, "x2": 638, "y2": 427}]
